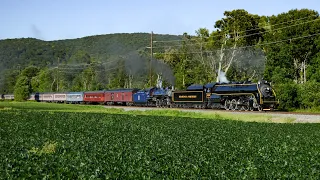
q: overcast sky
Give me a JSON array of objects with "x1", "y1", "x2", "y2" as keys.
[{"x1": 1, "y1": 0, "x2": 319, "y2": 41}]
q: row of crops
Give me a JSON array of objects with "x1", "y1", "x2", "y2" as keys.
[{"x1": 1, "y1": 109, "x2": 320, "y2": 178}]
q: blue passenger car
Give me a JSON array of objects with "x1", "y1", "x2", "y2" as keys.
[
  {"x1": 133, "y1": 88, "x2": 154, "y2": 104},
  {"x1": 66, "y1": 92, "x2": 84, "y2": 104}
]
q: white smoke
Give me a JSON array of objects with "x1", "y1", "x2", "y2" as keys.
[{"x1": 218, "y1": 70, "x2": 229, "y2": 83}]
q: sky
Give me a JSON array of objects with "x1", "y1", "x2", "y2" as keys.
[{"x1": 1, "y1": 0, "x2": 320, "y2": 41}]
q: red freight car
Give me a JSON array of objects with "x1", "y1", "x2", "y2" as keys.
[
  {"x1": 105, "y1": 89, "x2": 139, "y2": 106},
  {"x1": 83, "y1": 91, "x2": 105, "y2": 104}
]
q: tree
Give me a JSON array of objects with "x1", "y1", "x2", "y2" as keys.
[
  {"x1": 298, "y1": 80, "x2": 320, "y2": 109},
  {"x1": 31, "y1": 68, "x2": 54, "y2": 92},
  {"x1": 67, "y1": 50, "x2": 91, "y2": 64},
  {"x1": 208, "y1": 9, "x2": 263, "y2": 82},
  {"x1": 107, "y1": 59, "x2": 127, "y2": 89},
  {"x1": 21, "y1": 66, "x2": 40, "y2": 78},
  {"x1": 273, "y1": 82, "x2": 299, "y2": 110},
  {"x1": 263, "y1": 9, "x2": 320, "y2": 84},
  {"x1": 307, "y1": 52, "x2": 320, "y2": 82},
  {"x1": 14, "y1": 76, "x2": 30, "y2": 101},
  {"x1": 1, "y1": 70, "x2": 20, "y2": 94},
  {"x1": 82, "y1": 67, "x2": 97, "y2": 91}
]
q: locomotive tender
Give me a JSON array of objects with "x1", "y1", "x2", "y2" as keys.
[{"x1": 1, "y1": 77, "x2": 278, "y2": 111}]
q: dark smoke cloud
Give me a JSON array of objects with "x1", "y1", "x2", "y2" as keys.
[
  {"x1": 123, "y1": 51, "x2": 148, "y2": 75},
  {"x1": 89, "y1": 33, "x2": 176, "y2": 85},
  {"x1": 234, "y1": 48, "x2": 265, "y2": 80},
  {"x1": 74, "y1": 34, "x2": 176, "y2": 86},
  {"x1": 151, "y1": 58, "x2": 175, "y2": 85},
  {"x1": 223, "y1": 47, "x2": 266, "y2": 80},
  {"x1": 31, "y1": 24, "x2": 44, "y2": 40},
  {"x1": 120, "y1": 51, "x2": 175, "y2": 86}
]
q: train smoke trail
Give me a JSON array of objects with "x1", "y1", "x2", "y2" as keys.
[
  {"x1": 218, "y1": 70, "x2": 229, "y2": 83},
  {"x1": 151, "y1": 58, "x2": 175, "y2": 86}
]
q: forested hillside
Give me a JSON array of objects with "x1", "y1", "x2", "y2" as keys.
[
  {"x1": 0, "y1": 33, "x2": 181, "y2": 93},
  {"x1": 0, "y1": 33, "x2": 181, "y2": 68},
  {"x1": 1, "y1": 8, "x2": 320, "y2": 111}
]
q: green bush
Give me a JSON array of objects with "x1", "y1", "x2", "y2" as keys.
[
  {"x1": 274, "y1": 81, "x2": 320, "y2": 111},
  {"x1": 297, "y1": 80, "x2": 320, "y2": 109},
  {"x1": 274, "y1": 82, "x2": 299, "y2": 110}
]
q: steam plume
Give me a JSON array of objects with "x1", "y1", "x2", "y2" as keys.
[
  {"x1": 218, "y1": 70, "x2": 229, "y2": 83},
  {"x1": 151, "y1": 58, "x2": 175, "y2": 86}
]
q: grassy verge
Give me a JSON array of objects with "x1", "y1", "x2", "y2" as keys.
[
  {"x1": 293, "y1": 107, "x2": 320, "y2": 114},
  {"x1": 0, "y1": 101, "x2": 295, "y2": 123}
]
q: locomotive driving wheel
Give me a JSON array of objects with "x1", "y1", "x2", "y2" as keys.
[
  {"x1": 230, "y1": 99, "x2": 237, "y2": 111},
  {"x1": 241, "y1": 100, "x2": 249, "y2": 111},
  {"x1": 242, "y1": 104, "x2": 249, "y2": 111},
  {"x1": 224, "y1": 100, "x2": 231, "y2": 110},
  {"x1": 156, "y1": 99, "x2": 160, "y2": 107}
]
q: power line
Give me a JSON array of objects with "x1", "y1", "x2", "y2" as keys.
[
  {"x1": 153, "y1": 32, "x2": 320, "y2": 55},
  {"x1": 54, "y1": 54, "x2": 141, "y2": 71},
  {"x1": 153, "y1": 14, "x2": 319, "y2": 44},
  {"x1": 49, "y1": 59, "x2": 121, "y2": 70},
  {"x1": 58, "y1": 66, "x2": 121, "y2": 73},
  {"x1": 212, "y1": 14, "x2": 319, "y2": 38},
  {"x1": 151, "y1": 17, "x2": 320, "y2": 49},
  {"x1": 58, "y1": 60, "x2": 118, "y2": 67}
]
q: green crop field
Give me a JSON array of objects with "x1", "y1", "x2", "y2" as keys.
[{"x1": 1, "y1": 107, "x2": 320, "y2": 179}]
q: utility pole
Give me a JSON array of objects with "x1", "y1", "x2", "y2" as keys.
[{"x1": 150, "y1": 31, "x2": 153, "y2": 86}]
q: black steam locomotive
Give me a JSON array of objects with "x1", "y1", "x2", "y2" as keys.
[{"x1": 171, "y1": 80, "x2": 278, "y2": 111}]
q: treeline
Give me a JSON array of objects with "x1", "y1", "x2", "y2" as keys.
[{"x1": 1, "y1": 9, "x2": 320, "y2": 111}]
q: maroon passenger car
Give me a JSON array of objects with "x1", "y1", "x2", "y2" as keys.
[
  {"x1": 105, "y1": 89, "x2": 139, "y2": 106},
  {"x1": 83, "y1": 91, "x2": 105, "y2": 104}
]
